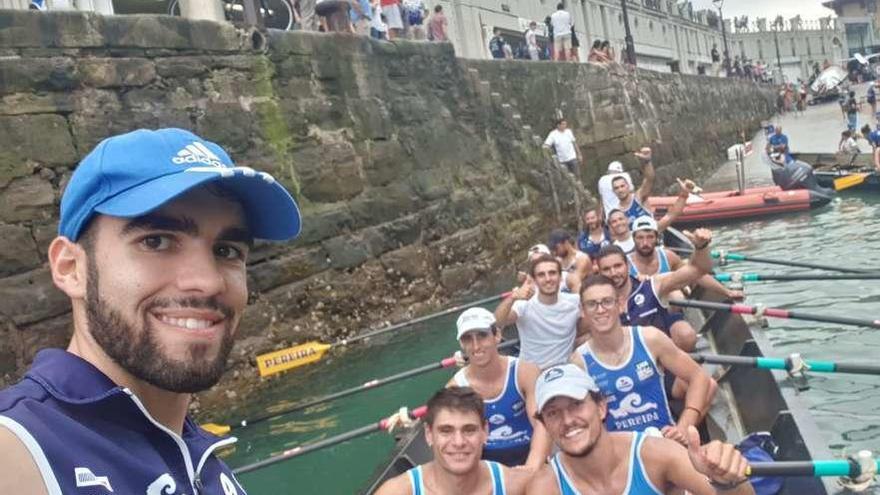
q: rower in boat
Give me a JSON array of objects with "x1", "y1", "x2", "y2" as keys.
[
  {"x1": 569, "y1": 275, "x2": 714, "y2": 446},
  {"x1": 607, "y1": 180, "x2": 689, "y2": 257},
  {"x1": 548, "y1": 229, "x2": 592, "y2": 294},
  {"x1": 447, "y1": 308, "x2": 551, "y2": 470},
  {"x1": 517, "y1": 244, "x2": 552, "y2": 284},
  {"x1": 597, "y1": 161, "x2": 634, "y2": 215},
  {"x1": 374, "y1": 387, "x2": 531, "y2": 495},
  {"x1": 526, "y1": 364, "x2": 754, "y2": 495},
  {"x1": 595, "y1": 227, "x2": 715, "y2": 354},
  {"x1": 606, "y1": 146, "x2": 655, "y2": 223},
  {"x1": 576, "y1": 207, "x2": 611, "y2": 260},
  {"x1": 608, "y1": 209, "x2": 636, "y2": 254}
]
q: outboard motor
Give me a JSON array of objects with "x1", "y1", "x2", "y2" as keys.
[{"x1": 768, "y1": 155, "x2": 834, "y2": 205}]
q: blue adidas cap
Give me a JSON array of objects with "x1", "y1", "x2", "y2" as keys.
[{"x1": 59, "y1": 128, "x2": 301, "y2": 242}]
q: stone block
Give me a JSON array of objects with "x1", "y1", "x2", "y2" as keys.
[
  {"x1": 266, "y1": 30, "x2": 323, "y2": 56},
  {"x1": 410, "y1": 169, "x2": 452, "y2": 201},
  {"x1": 31, "y1": 221, "x2": 57, "y2": 261},
  {"x1": 155, "y1": 56, "x2": 211, "y2": 79},
  {"x1": 247, "y1": 246, "x2": 328, "y2": 293},
  {"x1": 0, "y1": 224, "x2": 41, "y2": 277},
  {"x1": 273, "y1": 54, "x2": 312, "y2": 80},
  {"x1": 292, "y1": 141, "x2": 365, "y2": 203},
  {"x1": 439, "y1": 264, "x2": 476, "y2": 293},
  {"x1": 0, "y1": 267, "x2": 70, "y2": 326},
  {"x1": 347, "y1": 182, "x2": 419, "y2": 227},
  {"x1": 0, "y1": 57, "x2": 78, "y2": 95},
  {"x1": 20, "y1": 312, "x2": 72, "y2": 365},
  {"x1": 321, "y1": 234, "x2": 371, "y2": 270},
  {"x1": 0, "y1": 114, "x2": 75, "y2": 171},
  {"x1": 379, "y1": 244, "x2": 435, "y2": 280},
  {"x1": 100, "y1": 15, "x2": 241, "y2": 51},
  {"x1": 348, "y1": 99, "x2": 391, "y2": 140},
  {"x1": 296, "y1": 201, "x2": 355, "y2": 245},
  {"x1": 364, "y1": 139, "x2": 409, "y2": 187},
  {"x1": 0, "y1": 175, "x2": 55, "y2": 223},
  {"x1": 0, "y1": 92, "x2": 75, "y2": 116},
  {"x1": 78, "y1": 57, "x2": 157, "y2": 88},
  {"x1": 0, "y1": 11, "x2": 104, "y2": 48}
]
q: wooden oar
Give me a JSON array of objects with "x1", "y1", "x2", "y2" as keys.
[
  {"x1": 256, "y1": 292, "x2": 509, "y2": 377},
  {"x1": 667, "y1": 247, "x2": 873, "y2": 273},
  {"x1": 834, "y1": 172, "x2": 870, "y2": 191},
  {"x1": 714, "y1": 272, "x2": 880, "y2": 282},
  {"x1": 691, "y1": 353, "x2": 880, "y2": 375},
  {"x1": 233, "y1": 405, "x2": 428, "y2": 474},
  {"x1": 202, "y1": 339, "x2": 519, "y2": 435},
  {"x1": 669, "y1": 299, "x2": 880, "y2": 329}
]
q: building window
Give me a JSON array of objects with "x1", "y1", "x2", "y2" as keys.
[{"x1": 791, "y1": 38, "x2": 796, "y2": 57}]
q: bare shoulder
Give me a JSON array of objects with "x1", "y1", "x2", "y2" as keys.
[
  {"x1": 516, "y1": 360, "x2": 541, "y2": 391},
  {"x1": 373, "y1": 470, "x2": 413, "y2": 495},
  {"x1": 665, "y1": 249, "x2": 682, "y2": 265},
  {"x1": 524, "y1": 464, "x2": 560, "y2": 495},
  {"x1": 503, "y1": 466, "x2": 537, "y2": 495},
  {"x1": 0, "y1": 424, "x2": 50, "y2": 495},
  {"x1": 638, "y1": 434, "x2": 689, "y2": 482}
]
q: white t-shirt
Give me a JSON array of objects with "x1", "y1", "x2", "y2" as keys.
[
  {"x1": 614, "y1": 235, "x2": 635, "y2": 254},
  {"x1": 512, "y1": 292, "x2": 581, "y2": 368},
  {"x1": 840, "y1": 137, "x2": 859, "y2": 154},
  {"x1": 544, "y1": 129, "x2": 578, "y2": 163},
  {"x1": 598, "y1": 172, "x2": 634, "y2": 216},
  {"x1": 550, "y1": 9, "x2": 572, "y2": 37},
  {"x1": 525, "y1": 29, "x2": 538, "y2": 51}
]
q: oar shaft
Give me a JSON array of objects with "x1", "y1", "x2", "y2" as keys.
[
  {"x1": 670, "y1": 299, "x2": 880, "y2": 329},
  {"x1": 715, "y1": 273, "x2": 880, "y2": 282},
  {"x1": 748, "y1": 460, "x2": 866, "y2": 478},
  {"x1": 344, "y1": 293, "x2": 508, "y2": 345},
  {"x1": 691, "y1": 353, "x2": 880, "y2": 375},
  {"x1": 711, "y1": 251, "x2": 872, "y2": 274}
]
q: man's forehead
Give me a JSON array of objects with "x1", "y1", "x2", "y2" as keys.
[
  {"x1": 432, "y1": 408, "x2": 483, "y2": 426},
  {"x1": 584, "y1": 284, "x2": 614, "y2": 298}
]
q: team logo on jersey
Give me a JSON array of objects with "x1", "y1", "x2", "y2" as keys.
[
  {"x1": 607, "y1": 392, "x2": 658, "y2": 419},
  {"x1": 220, "y1": 473, "x2": 238, "y2": 495},
  {"x1": 633, "y1": 294, "x2": 645, "y2": 306},
  {"x1": 489, "y1": 413, "x2": 506, "y2": 425},
  {"x1": 636, "y1": 361, "x2": 654, "y2": 381},
  {"x1": 615, "y1": 376, "x2": 634, "y2": 393},
  {"x1": 512, "y1": 400, "x2": 525, "y2": 414},
  {"x1": 147, "y1": 474, "x2": 177, "y2": 495},
  {"x1": 74, "y1": 467, "x2": 113, "y2": 492}
]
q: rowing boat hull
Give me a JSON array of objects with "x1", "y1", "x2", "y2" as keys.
[
  {"x1": 814, "y1": 170, "x2": 880, "y2": 191},
  {"x1": 360, "y1": 306, "x2": 837, "y2": 494},
  {"x1": 790, "y1": 152, "x2": 880, "y2": 192},
  {"x1": 651, "y1": 189, "x2": 831, "y2": 225}
]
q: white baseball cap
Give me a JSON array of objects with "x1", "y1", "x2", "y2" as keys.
[
  {"x1": 631, "y1": 215, "x2": 658, "y2": 232},
  {"x1": 607, "y1": 161, "x2": 624, "y2": 173},
  {"x1": 456, "y1": 307, "x2": 495, "y2": 340},
  {"x1": 536, "y1": 364, "x2": 600, "y2": 414},
  {"x1": 526, "y1": 243, "x2": 551, "y2": 261}
]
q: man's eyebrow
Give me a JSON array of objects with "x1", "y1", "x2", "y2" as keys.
[
  {"x1": 121, "y1": 214, "x2": 198, "y2": 237},
  {"x1": 219, "y1": 227, "x2": 254, "y2": 248}
]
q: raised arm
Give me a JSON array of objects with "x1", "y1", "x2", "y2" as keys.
[
  {"x1": 654, "y1": 228, "x2": 712, "y2": 299},
  {"x1": 495, "y1": 278, "x2": 533, "y2": 327},
  {"x1": 518, "y1": 361, "x2": 553, "y2": 471},
  {"x1": 657, "y1": 178, "x2": 694, "y2": 232},
  {"x1": 653, "y1": 432, "x2": 755, "y2": 495},
  {"x1": 633, "y1": 147, "x2": 655, "y2": 204}
]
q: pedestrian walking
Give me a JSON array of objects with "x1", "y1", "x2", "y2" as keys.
[{"x1": 550, "y1": 3, "x2": 572, "y2": 61}]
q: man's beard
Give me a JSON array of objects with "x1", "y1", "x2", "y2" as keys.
[
  {"x1": 84, "y1": 254, "x2": 236, "y2": 393},
  {"x1": 561, "y1": 429, "x2": 600, "y2": 458},
  {"x1": 636, "y1": 244, "x2": 654, "y2": 257}
]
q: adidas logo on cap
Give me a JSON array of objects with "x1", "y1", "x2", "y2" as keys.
[{"x1": 172, "y1": 142, "x2": 227, "y2": 168}]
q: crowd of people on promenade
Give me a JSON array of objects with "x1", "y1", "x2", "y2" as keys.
[
  {"x1": 299, "y1": 0, "x2": 449, "y2": 41},
  {"x1": 373, "y1": 142, "x2": 758, "y2": 494}
]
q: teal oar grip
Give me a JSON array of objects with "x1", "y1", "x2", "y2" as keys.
[
  {"x1": 714, "y1": 273, "x2": 760, "y2": 282},
  {"x1": 715, "y1": 273, "x2": 731, "y2": 282},
  {"x1": 813, "y1": 460, "x2": 856, "y2": 477},
  {"x1": 805, "y1": 360, "x2": 836, "y2": 373},
  {"x1": 755, "y1": 357, "x2": 787, "y2": 370}
]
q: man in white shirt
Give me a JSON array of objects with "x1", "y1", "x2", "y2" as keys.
[
  {"x1": 543, "y1": 118, "x2": 582, "y2": 175},
  {"x1": 550, "y1": 3, "x2": 572, "y2": 61},
  {"x1": 525, "y1": 21, "x2": 540, "y2": 60},
  {"x1": 597, "y1": 161, "x2": 633, "y2": 215}
]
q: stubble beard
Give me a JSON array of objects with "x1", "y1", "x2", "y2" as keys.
[{"x1": 84, "y1": 252, "x2": 237, "y2": 394}]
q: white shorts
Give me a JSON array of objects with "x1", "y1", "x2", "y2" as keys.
[
  {"x1": 382, "y1": 4, "x2": 403, "y2": 29},
  {"x1": 554, "y1": 33, "x2": 572, "y2": 52}
]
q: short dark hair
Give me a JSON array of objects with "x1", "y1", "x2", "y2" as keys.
[
  {"x1": 595, "y1": 244, "x2": 627, "y2": 265},
  {"x1": 592, "y1": 39, "x2": 602, "y2": 49},
  {"x1": 529, "y1": 253, "x2": 562, "y2": 278},
  {"x1": 607, "y1": 208, "x2": 626, "y2": 220},
  {"x1": 434, "y1": 4, "x2": 442, "y2": 12},
  {"x1": 579, "y1": 273, "x2": 616, "y2": 298},
  {"x1": 557, "y1": 2, "x2": 564, "y2": 9},
  {"x1": 426, "y1": 387, "x2": 484, "y2": 426},
  {"x1": 611, "y1": 176, "x2": 628, "y2": 186},
  {"x1": 862, "y1": 124, "x2": 872, "y2": 135},
  {"x1": 556, "y1": 118, "x2": 567, "y2": 127}
]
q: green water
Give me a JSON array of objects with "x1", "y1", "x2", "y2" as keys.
[{"x1": 218, "y1": 192, "x2": 880, "y2": 494}]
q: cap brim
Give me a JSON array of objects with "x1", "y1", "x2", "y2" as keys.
[
  {"x1": 456, "y1": 327, "x2": 492, "y2": 340},
  {"x1": 537, "y1": 388, "x2": 589, "y2": 414},
  {"x1": 95, "y1": 169, "x2": 301, "y2": 241}
]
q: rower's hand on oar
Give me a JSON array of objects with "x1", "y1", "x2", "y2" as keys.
[
  {"x1": 661, "y1": 424, "x2": 688, "y2": 446},
  {"x1": 511, "y1": 278, "x2": 535, "y2": 301},
  {"x1": 686, "y1": 426, "x2": 751, "y2": 489},
  {"x1": 725, "y1": 288, "x2": 745, "y2": 301},
  {"x1": 683, "y1": 228, "x2": 713, "y2": 250}
]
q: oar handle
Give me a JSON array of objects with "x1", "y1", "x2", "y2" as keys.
[
  {"x1": 715, "y1": 272, "x2": 880, "y2": 282},
  {"x1": 709, "y1": 250, "x2": 874, "y2": 274},
  {"x1": 748, "y1": 459, "x2": 880, "y2": 478},
  {"x1": 691, "y1": 353, "x2": 880, "y2": 375},
  {"x1": 669, "y1": 299, "x2": 880, "y2": 329}
]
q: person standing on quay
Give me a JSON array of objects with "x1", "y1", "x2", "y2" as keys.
[
  {"x1": 427, "y1": 5, "x2": 448, "y2": 42},
  {"x1": 525, "y1": 21, "x2": 540, "y2": 61},
  {"x1": 543, "y1": 118, "x2": 582, "y2": 176},
  {"x1": 550, "y1": 3, "x2": 572, "y2": 61}
]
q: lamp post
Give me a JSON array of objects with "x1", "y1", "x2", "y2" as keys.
[
  {"x1": 773, "y1": 18, "x2": 783, "y2": 83},
  {"x1": 712, "y1": 0, "x2": 730, "y2": 74},
  {"x1": 620, "y1": 0, "x2": 636, "y2": 65}
]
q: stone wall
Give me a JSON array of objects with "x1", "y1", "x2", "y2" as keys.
[{"x1": 0, "y1": 10, "x2": 775, "y2": 410}]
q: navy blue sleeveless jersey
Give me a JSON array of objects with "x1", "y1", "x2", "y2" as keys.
[
  {"x1": 0, "y1": 349, "x2": 246, "y2": 495},
  {"x1": 621, "y1": 275, "x2": 684, "y2": 333}
]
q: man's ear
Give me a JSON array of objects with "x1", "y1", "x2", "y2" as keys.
[{"x1": 48, "y1": 236, "x2": 89, "y2": 300}]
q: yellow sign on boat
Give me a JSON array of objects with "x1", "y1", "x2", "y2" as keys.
[{"x1": 257, "y1": 342, "x2": 333, "y2": 377}]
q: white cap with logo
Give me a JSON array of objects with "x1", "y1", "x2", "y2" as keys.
[
  {"x1": 631, "y1": 215, "x2": 658, "y2": 232},
  {"x1": 526, "y1": 243, "x2": 551, "y2": 262},
  {"x1": 535, "y1": 364, "x2": 601, "y2": 414},
  {"x1": 607, "y1": 161, "x2": 624, "y2": 173},
  {"x1": 455, "y1": 307, "x2": 496, "y2": 340}
]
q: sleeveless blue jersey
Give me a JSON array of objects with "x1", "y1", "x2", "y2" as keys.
[
  {"x1": 454, "y1": 357, "x2": 532, "y2": 456},
  {"x1": 550, "y1": 432, "x2": 663, "y2": 494},
  {"x1": 577, "y1": 229, "x2": 611, "y2": 259},
  {"x1": 409, "y1": 460, "x2": 506, "y2": 495},
  {"x1": 577, "y1": 326, "x2": 674, "y2": 432},
  {"x1": 627, "y1": 249, "x2": 671, "y2": 278},
  {"x1": 0, "y1": 349, "x2": 246, "y2": 495},
  {"x1": 622, "y1": 197, "x2": 651, "y2": 224},
  {"x1": 868, "y1": 130, "x2": 880, "y2": 148},
  {"x1": 621, "y1": 275, "x2": 684, "y2": 333}
]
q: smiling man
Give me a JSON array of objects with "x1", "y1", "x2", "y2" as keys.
[
  {"x1": 375, "y1": 387, "x2": 530, "y2": 495},
  {"x1": 0, "y1": 128, "x2": 301, "y2": 494},
  {"x1": 526, "y1": 364, "x2": 754, "y2": 495},
  {"x1": 447, "y1": 308, "x2": 550, "y2": 470}
]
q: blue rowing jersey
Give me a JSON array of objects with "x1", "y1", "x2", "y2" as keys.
[
  {"x1": 550, "y1": 432, "x2": 663, "y2": 494},
  {"x1": 868, "y1": 130, "x2": 880, "y2": 148},
  {"x1": 621, "y1": 275, "x2": 684, "y2": 333},
  {"x1": 0, "y1": 349, "x2": 246, "y2": 495},
  {"x1": 577, "y1": 229, "x2": 611, "y2": 258},
  {"x1": 409, "y1": 461, "x2": 506, "y2": 495},
  {"x1": 622, "y1": 197, "x2": 651, "y2": 224},
  {"x1": 453, "y1": 357, "x2": 532, "y2": 456},
  {"x1": 627, "y1": 249, "x2": 671, "y2": 278},
  {"x1": 577, "y1": 326, "x2": 674, "y2": 432}
]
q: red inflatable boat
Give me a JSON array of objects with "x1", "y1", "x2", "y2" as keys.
[{"x1": 649, "y1": 186, "x2": 832, "y2": 224}]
